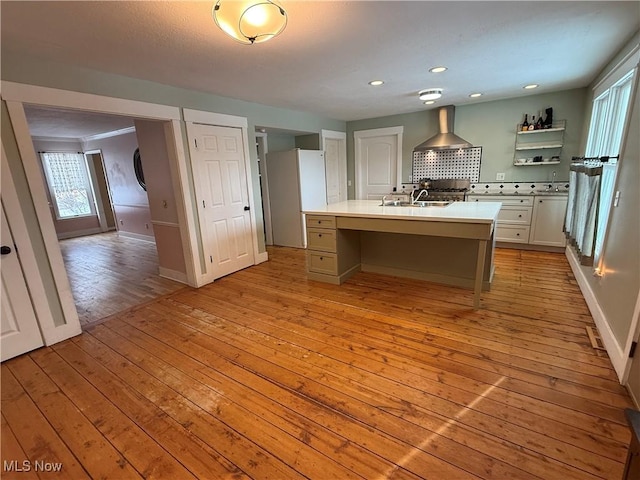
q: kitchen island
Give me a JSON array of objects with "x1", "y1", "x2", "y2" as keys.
[{"x1": 303, "y1": 200, "x2": 501, "y2": 309}]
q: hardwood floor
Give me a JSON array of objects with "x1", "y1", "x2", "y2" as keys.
[
  {"x1": 58, "y1": 233, "x2": 185, "y2": 325},
  {"x1": 1, "y1": 246, "x2": 634, "y2": 479}
]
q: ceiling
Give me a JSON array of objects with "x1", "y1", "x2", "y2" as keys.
[
  {"x1": 2, "y1": 1, "x2": 639, "y2": 123},
  {"x1": 23, "y1": 105, "x2": 135, "y2": 139}
]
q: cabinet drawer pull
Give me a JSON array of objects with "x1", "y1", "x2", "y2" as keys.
[
  {"x1": 516, "y1": 233, "x2": 520, "y2": 236},
  {"x1": 318, "y1": 234, "x2": 322, "y2": 237},
  {"x1": 518, "y1": 214, "x2": 522, "y2": 218}
]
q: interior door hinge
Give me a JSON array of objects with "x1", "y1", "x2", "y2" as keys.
[
  {"x1": 194, "y1": 138, "x2": 198, "y2": 149},
  {"x1": 202, "y1": 200, "x2": 206, "y2": 208},
  {"x1": 209, "y1": 255, "x2": 213, "y2": 264},
  {"x1": 629, "y1": 341, "x2": 637, "y2": 358}
]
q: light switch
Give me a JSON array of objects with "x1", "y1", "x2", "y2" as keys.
[
  {"x1": 614, "y1": 191, "x2": 620, "y2": 207},
  {"x1": 347, "y1": 180, "x2": 352, "y2": 187},
  {"x1": 496, "y1": 172, "x2": 505, "y2": 181}
]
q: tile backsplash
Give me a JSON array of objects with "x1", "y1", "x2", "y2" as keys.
[
  {"x1": 468, "y1": 181, "x2": 570, "y2": 194},
  {"x1": 412, "y1": 147, "x2": 482, "y2": 183}
]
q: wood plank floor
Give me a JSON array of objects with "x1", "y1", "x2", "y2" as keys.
[
  {"x1": 58, "y1": 233, "x2": 185, "y2": 325},
  {"x1": 2, "y1": 246, "x2": 634, "y2": 479}
]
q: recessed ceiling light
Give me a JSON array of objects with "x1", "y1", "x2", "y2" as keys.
[
  {"x1": 523, "y1": 84, "x2": 539, "y2": 90},
  {"x1": 423, "y1": 100, "x2": 436, "y2": 105},
  {"x1": 369, "y1": 80, "x2": 384, "y2": 86},
  {"x1": 429, "y1": 66, "x2": 447, "y2": 73},
  {"x1": 469, "y1": 93, "x2": 482, "y2": 98},
  {"x1": 418, "y1": 88, "x2": 443, "y2": 101}
]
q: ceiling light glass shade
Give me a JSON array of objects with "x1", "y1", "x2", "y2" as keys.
[
  {"x1": 523, "y1": 84, "x2": 539, "y2": 89},
  {"x1": 469, "y1": 93, "x2": 482, "y2": 98},
  {"x1": 418, "y1": 89, "x2": 442, "y2": 101},
  {"x1": 423, "y1": 100, "x2": 436, "y2": 105},
  {"x1": 213, "y1": 0, "x2": 287, "y2": 45},
  {"x1": 369, "y1": 80, "x2": 384, "y2": 86},
  {"x1": 429, "y1": 66, "x2": 447, "y2": 73}
]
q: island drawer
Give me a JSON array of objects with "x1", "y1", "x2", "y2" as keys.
[
  {"x1": 497, "y1": 207, "x2": 532, "y2": 224},
  {"x1": 470, "y1": 196, "x2": 534, "y2": 207},
  {"x1": 307, "y1": 228, "x2": 337, "y2": 252},
  {"x1": 306, "y1": 215, "x2": 336, "y2": 230},
  {"x1": 307, "y1": 251, "x2": 338, "y2": 275},
  {"x1": 496, "y1": 225, "x2": 530, "y2": 243}
]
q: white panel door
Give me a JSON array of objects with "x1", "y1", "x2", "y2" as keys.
[
  {"x1": 1, "y1": 203, "x2": 44, "y2": 361},
  {"x1": 187, "y1": 123, "x2": 254, "y2": 279},
  {"x1": 356, "y1": 133, "x2": 399, "y2": 200}
]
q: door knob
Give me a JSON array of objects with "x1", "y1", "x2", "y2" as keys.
[
  {"x1": 1, "y1": 246, "x2": 12, "y2": 255},
  {"x1": 244, "y1": 206, "x2": 250, "y2": 211}
]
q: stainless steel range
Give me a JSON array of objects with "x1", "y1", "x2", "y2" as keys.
[{"x1": 414, "y1": 178, "x2": 470, "y2": 202}]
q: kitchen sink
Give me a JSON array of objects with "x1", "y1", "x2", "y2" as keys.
[{"x1": 380, "y1": 200, "x2": 452, "y2": 207}]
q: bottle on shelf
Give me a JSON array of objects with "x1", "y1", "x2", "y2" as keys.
[
  {"x1": 521, "y1": 114, "x2": 529, "y2": 131},
  {"x1": 535, "y1": 112, "x2": 544, "y2": 130},
  {"x1": 528, "y1": 116, "x2": 535, "y2": 131},
  {"x1": 543, "y1": 107, "x2": 553, "y2": 129}
]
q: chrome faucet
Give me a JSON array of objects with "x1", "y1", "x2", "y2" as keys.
[
  {"x1": 412, "y1": 189, "x2": 429, "y2": 204},
  {"x1": 551, "y1": 170, "x2": 558, "y2": 192}
]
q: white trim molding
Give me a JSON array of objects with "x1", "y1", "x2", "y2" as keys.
[
  {"x1": 183, "y1": 108, "x2": 248, "y2": 128},
  {"x1": 81, "y1": 126, "x2": 136, "y2": 143},
  {"x1": 566, "y1": 247, "x2": 627, "y2": 380},
  {"x1": 158, "y1": 267, "x2": 189, "y2": 284},
  {"x1": 1, "y1": 81, "x2": 180, "y2": 120},
  {"x1": 2, "y1": 145, "x2": 82, "y2": 345}
]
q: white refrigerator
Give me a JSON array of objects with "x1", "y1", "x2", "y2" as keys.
[{"x1": 266, "y1": 149, "x2": 327, "y2": 248}]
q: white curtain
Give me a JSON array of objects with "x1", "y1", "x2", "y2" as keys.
[{"x1": 565, "y1": 164, "x2": 601, "y2": 264}]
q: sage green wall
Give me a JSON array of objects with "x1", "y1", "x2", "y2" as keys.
[
  {"x1": 295, "y1": 134, "x2": 320, "y2": 150},
  {"x1": 267, "y1": 134, "x2": 296, "y2": 153},
  {"x1": 455, "y1": 89, "x2": 587, "y2": 183},
  {"x1": 346, "y1": 88, "x2": 587, "y2": 198},
  {"x1": 1, "y1": 51, "x2": 346, "y2": 253}
]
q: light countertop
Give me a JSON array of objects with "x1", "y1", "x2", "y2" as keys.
[{"x1": 304, "y1": 200, "x2": 501, "y2": 224}]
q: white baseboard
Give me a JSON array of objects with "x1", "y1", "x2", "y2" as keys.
[
  {"x1": 256, "y1": 251, "x2": 269, "y2": 264},
  {"x1": 158, "y1": 267, "x2": 188, "y2": 284},
  {"x1": 57, "y1": 227, "x2": 103, "y2": 240},
  {"x1": 565, "y1": 247, "x2": 626, "y2": 381},
  {"x1": 117, "y1": 231, "x2": 156, "y2": 243}
]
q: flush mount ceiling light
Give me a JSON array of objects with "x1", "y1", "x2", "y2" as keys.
[
  {"x1": 418, "y1": 89, "x2": 443, "y2": 101},
  {"x1": 469, "y1": 92, "x2": 482, "y2": 98},
  {"x1": 429, "y1": 66, "x2": 448, "y2": 73},
  {"x1": 523, "y1": 84, "x2": 539, "y2": 90},
  {"x1": 213, "y1": 0, "x2": 287, "y2": 45},
  {"x1": 423, "y1": 100, "x2": 436, "y2": 105},
  {"x1": 369, "y1": 80, "x2": 384, "y2": 86}
]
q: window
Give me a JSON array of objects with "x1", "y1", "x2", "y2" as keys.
[
  {"x1": 584, "y1": 67, "x2": 636, "y2": 268},
  {"x1": 41, "y1": 152, "x2": 96, "y2": 219}
]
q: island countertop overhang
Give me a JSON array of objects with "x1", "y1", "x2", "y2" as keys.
[{"x1": 303, "y1": 200, "x2": 502, "y2": 224}]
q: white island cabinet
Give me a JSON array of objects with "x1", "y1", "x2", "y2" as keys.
[
  {"x1": 303, "y1": 200, "x2": 501, "y2": 309},
  {"x1": 530, "y1": 195, "x2": 568, "y2": 247}
]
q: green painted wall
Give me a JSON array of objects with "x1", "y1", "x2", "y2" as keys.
[
  {"x1": 346, "y1": 88, "x2": 588, "y2": 198},
  {"x1": 267, "y1": 134, "x2": 296, "y2": 153},
  {"x1": 295, "y1": 134, "x2": 320, "y2": 150}
]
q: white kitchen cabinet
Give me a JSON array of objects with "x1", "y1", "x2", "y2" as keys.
[
  {"x1": 469, "y1": 195, "x2": 533, "y2": 244},
  {"x1": 530, "y1": 196, "x2": 568, "y2": 247}
]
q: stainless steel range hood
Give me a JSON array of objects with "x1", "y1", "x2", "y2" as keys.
[{"x1": 414, "y1": 105, "x2": 473, "y2": 151}]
